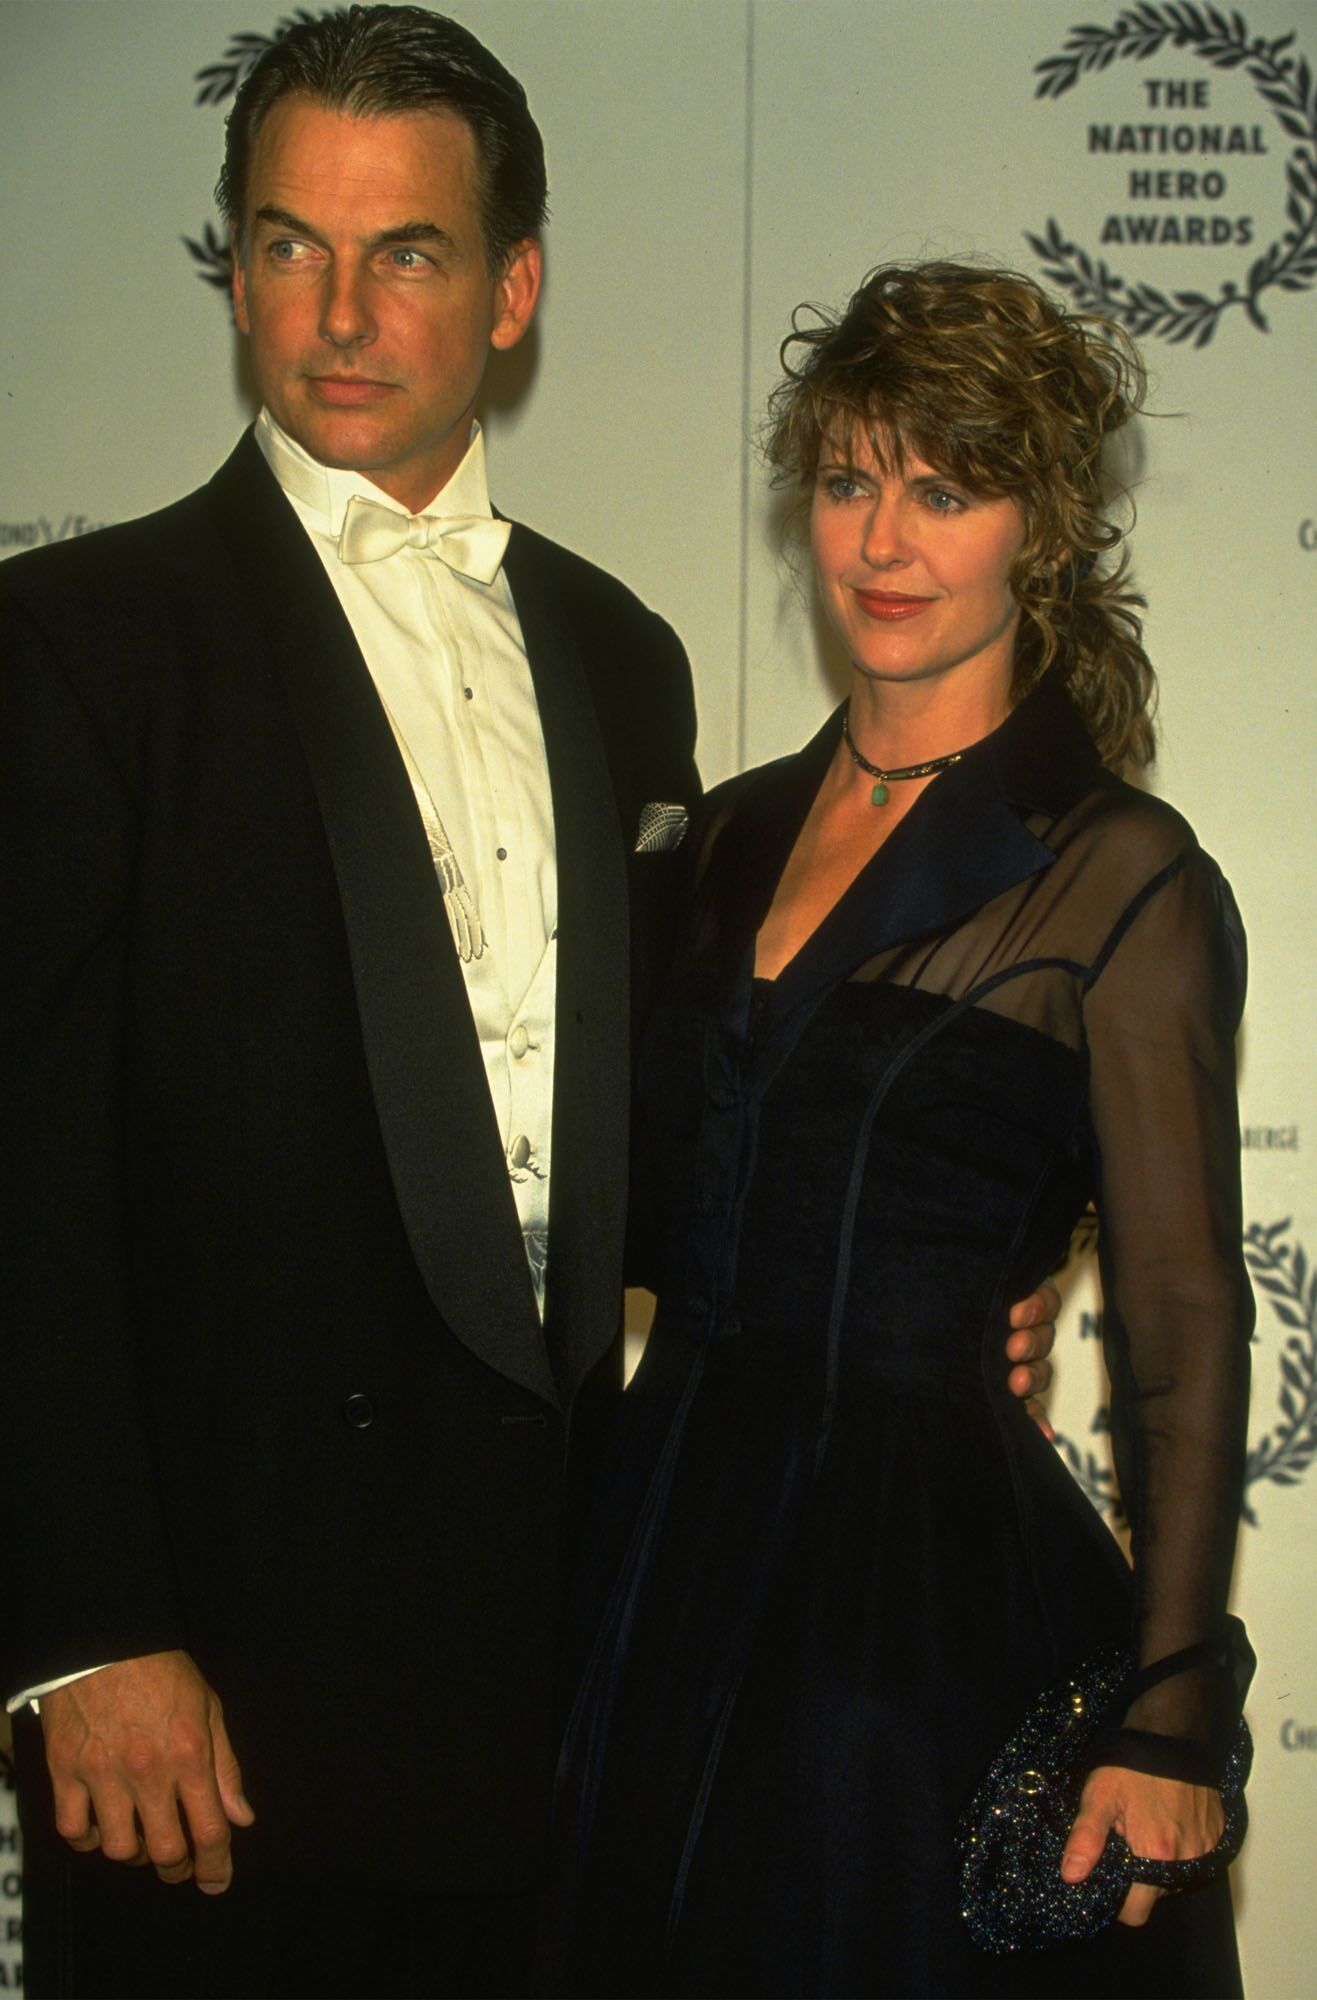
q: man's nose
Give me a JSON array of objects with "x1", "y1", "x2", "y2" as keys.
[{"x1": 319, "y1": 263, "x2": 376, "y2": 348}]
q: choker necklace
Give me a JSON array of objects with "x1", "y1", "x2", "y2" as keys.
[{"x1": 841, "y1": 707, "x2": 969, "y2": 806}]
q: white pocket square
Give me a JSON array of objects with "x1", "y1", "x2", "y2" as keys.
[{"x1": 634, "y1": 802, "x2": 689, "y2": 854}]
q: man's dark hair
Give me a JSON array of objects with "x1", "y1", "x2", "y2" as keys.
[{"x1": 216, "y1": 4, "x2": 548, "y2": 270}]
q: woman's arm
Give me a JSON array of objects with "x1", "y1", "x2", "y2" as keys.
[{"x1": 1067, "y1": 841, "x2": 1254, "y2": 1918}]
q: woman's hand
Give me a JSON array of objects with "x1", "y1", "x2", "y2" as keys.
[
  {"x1": 1060, "y1": 1765, "x2": 1225, "y2": 1926},
  {"x1": 1005, "y1": 1280, "x2": 1059, "y2": 1437}
]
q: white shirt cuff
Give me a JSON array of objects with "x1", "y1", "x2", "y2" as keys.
[{"x1": 7, "y1": 1664, "x2": 114, "y2": 1714}]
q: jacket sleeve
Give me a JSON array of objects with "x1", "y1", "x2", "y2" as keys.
[
  {"x1": 1083, "y1": 844, "x2": 1253, "y2": 1783},
  {"x1": 1, "y1": 587, "x2": 185, "y2": 1693}
]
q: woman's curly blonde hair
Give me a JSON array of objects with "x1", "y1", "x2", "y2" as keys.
[{"x1": 764, "y1": 260, "x2": 1157, "y2": 768}]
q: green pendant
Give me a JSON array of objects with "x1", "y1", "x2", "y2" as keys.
[{"x1": 871, "y1": 782, "x2": 889, "y2": 806}]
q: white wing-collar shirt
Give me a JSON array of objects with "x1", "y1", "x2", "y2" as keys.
[{"x1": 254, "y1": 408, "x2": 558, "y2": 1313}]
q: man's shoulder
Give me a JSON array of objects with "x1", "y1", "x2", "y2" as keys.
[
  {"x1": 2, "y1": 487, "x2": 212, "y2": 599},
  {"x1": 503, "y1": 520, "x2": 697, "y2": 781},
  {"x1": 503, "y1": 519, "x2": 676, "y2": 640},
  {"x1": 0, "y1": 437, "x2": 272, "y2": 625}
]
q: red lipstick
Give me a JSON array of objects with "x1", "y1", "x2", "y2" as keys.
[{"x1": 853, "y1": 590, "x2": 934, "y2": 622}]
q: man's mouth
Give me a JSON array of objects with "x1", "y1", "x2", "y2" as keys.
[{"x1": 305, "y1": 376, "x2": 400, "y2": 406}]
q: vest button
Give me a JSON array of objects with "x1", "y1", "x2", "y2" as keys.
[
  {"x1": 508, "y1": 1024, "x2": 530, "y2": 1059},
  {"x1": 343, "y1": 1393, "x2": 375, "y2": 1430}
]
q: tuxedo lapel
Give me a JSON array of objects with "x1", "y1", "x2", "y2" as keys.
[
  {"x1": 503, "y1": 527, "x2": 631, "y2": 1402},
  {"x1": 205, "y1": 435, "x2": 555, "y2": 1405}
]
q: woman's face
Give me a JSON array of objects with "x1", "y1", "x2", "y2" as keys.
[{"x1": 810, "y1": 430, "x2": 1027, "y2": 707}]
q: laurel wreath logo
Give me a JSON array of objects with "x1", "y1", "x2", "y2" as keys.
[
  {"x1": 182, "y1": 219, "x2": 233, "y2": 294},
  {"x1": 1056, "y1": 1423, "x2": 1128, "y2": 1524},
  {"x1": 183, "y1": 12, "x2": 325, "y2": 294},
  {"x1": 1054, "y1": 1215, "x2": 1316, "y2": 1524},
  {"x1": 1027, "y1": 5, "x2": 1317, "y2": 345},
  {"x1": 1239, "y1": 1217, "x2": 1317, "y2": 1522}
]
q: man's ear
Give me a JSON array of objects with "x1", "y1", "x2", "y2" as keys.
[
  {"x1": 490, "y1": 238, "x2": 542, "y2": 353},
  {"x1": 231, "y1": 226, "x2": 251, "y2": 335}
]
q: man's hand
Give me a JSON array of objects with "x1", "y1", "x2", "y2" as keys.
[
  {"x1": 40, "y1": 1651, "x2": 254, "y2": 1893},
  {"x1": 1005, "y1": 1279, "x2": 1059, "y2": 1437},
  {"x1": 1061, "y1": 1764, "x2": 1224, "y2": 1925}
]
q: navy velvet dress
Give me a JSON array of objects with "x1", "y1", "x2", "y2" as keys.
[{"x1": 551, "y1": 680, "x2": 1252, "y2": 1998}]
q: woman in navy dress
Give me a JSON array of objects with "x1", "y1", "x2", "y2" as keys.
[{"x1": 552, "y1": 263, "x2": 1252, "y2": 1998}]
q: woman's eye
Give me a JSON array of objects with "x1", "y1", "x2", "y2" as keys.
[
  {"x1": 924, "y1": 486, "x2": 964, "y2": 514},
  {"x1": 821, "y1": 473, "x2": 861, "y2": 502}
]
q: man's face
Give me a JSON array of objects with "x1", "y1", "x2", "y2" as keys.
[{"x1": 233, "y1": 97, "x2": 540, "y2": 513}]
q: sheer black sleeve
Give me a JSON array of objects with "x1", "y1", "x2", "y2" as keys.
[{"x1": 1082, "y1": 842, "x2": 1254, "y2": 1784}]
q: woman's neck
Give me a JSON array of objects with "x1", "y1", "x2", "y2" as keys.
[{"x1": 844, "y1": 670, "x2": 1012, "y2": 772}]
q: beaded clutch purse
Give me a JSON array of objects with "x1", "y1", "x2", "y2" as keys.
[{"x1": 956, "y1": 1641, "x2": 1252, "y2": 1952}]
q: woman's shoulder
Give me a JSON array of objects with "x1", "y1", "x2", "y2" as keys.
[
  {"x1": 1054, "y1": 769, "x2": 1224, "y2": 898},
  {"x1": 694, "y1": 752, "x2": 801, "y2": 850},
  {"x1": 1056, "y1": 773, "x2": 1245, "y2": 997}
]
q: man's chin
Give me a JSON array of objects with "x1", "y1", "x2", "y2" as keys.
[
  {"x1": 265, "y1": 390, "x2": 466, "y2": 507},
  {"x1": 277, "y1": 405, "x2": 402, "y2": 474}
]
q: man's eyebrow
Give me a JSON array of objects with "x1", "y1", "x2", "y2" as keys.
[
  {"x1": 367, "y1": 220, "x2": 458, "y2": 253},
  {"x1": 251, "y1": 206, "x2": 458, "y2": 254},
  {"x1": 252, "y1": 204, "x2": 322, "y2": 241}
]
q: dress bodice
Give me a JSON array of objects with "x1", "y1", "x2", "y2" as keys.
[{"x1": 637, "y1": 677, "x2": 1253, "y2": 1761}]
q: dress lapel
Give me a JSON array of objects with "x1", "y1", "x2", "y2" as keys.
[
  {"x1": 718, "y1": 680, "x2": 1099, "y2": 1023},
  {"x1": 503, "y1": 526, "x2": 632, "y2": 1403},
  {"x1": 205, "y1": 434, "x2": 555, "y2": 1405}
]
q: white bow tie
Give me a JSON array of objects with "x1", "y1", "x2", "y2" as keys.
[{"x1": 338, "y1": 493, "x2": 511, "y2": 583}]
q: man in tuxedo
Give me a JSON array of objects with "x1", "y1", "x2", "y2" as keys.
[{"x1": 1, "y1": 8, "x2": 1055, "y2": 1995}]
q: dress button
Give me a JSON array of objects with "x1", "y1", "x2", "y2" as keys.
[
  {"x1": 696, "y1": 1189, "x2": 718, "y2": 1217},
  {"x1": 685, "y1": 1296, "x2": 710, "y2": 1321},
  {"x1": 509, "y1": 1134, "x2": 532, "y2": 1170},
  {"x1": 496, "y1": 846, "x2": 508, "y2": 861},
  {"x1": 508, "y1": 1024, "x2": 530, "y2": 1059},
  {"x1": 709, "y1": 1083, "x2": 736, "y2": 1111},
  {"x1": 343, "y1": 1393, "x2": 375, "y2": 1430}
]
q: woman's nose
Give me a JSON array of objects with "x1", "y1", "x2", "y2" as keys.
[{"x1": 860, "y1": 496, "x2": 912, "y2": 568}]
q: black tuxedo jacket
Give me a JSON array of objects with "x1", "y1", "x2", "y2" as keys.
[{"x1": 0, "y1": 432, "x2": 700, "y2": 1892}]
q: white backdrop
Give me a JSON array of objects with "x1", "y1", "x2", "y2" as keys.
[{"x1": 2, "y1": 1, "x2": 1314, "y2": 1993}]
